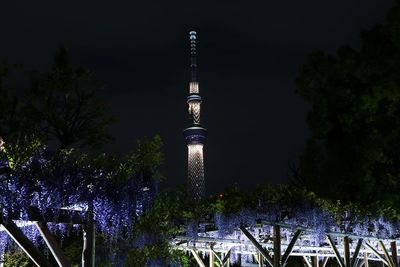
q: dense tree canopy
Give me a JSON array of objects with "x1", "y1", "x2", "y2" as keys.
[
  {"x1": 295, "y1": 2, "x2": 400, "y2": 206},
  {"x1": 0, "y1": 47, "x2": 113, "y2": 150},
  {"x1": 0, "y1": 49, "x2": 165, "y2": 266}
]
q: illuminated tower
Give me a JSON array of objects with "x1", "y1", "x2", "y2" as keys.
[{"x1": 183, "y1": 31, "x2": 207, "y2": 201}]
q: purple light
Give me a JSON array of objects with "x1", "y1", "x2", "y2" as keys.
[{"x1": 0, "y1": 145, "x2": 157, "y2": 262}]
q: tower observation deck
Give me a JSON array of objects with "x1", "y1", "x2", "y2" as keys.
[{"x1": 183, "y1": 31, "x2": 207, "y2": 201}]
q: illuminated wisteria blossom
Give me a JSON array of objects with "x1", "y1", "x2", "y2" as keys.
[{"x1": 0, "y1": 144, "x2": 157, "y2": 262}]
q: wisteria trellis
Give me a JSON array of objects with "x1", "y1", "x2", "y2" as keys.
[
  {"x1": 173, "y1": 191, "x2": 400, "y2": 266},
  {"x1": 0, "y1": 144, "x2": 157, "y2": 265}
]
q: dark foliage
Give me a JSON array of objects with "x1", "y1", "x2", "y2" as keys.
[
  {"x1": 0, "y1": 47, "x2": 113, "y2": 150},
  {"x1": 295, "y1": 2, "x2": 400, "y2": 206}
]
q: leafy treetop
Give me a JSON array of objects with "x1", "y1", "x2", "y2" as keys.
[
  {"x1": 0, "y1": 47, "x2": 113, "y2": 150},
  {"x1": 295, "y1": 2, "x2": 400, "y2": 206}
]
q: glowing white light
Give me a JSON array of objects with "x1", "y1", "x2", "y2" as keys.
[
  {"x1": 0, "y1": 137, "x2": 4, "y2": 151},
  {"x1": 189, "y1": 102, "x2": 201, "y2": 124},
  {"x1": 188, "y1": 144, "x2": 204, "y2": 201},
  {"x1": 0, "y1": 221, "x2": 36, "y2": 233},
  {"x1": 61, "y1": 202, "x2": 88, "y2": 212},
  {"x1": 190, "y1": 82, "x2": 199, "y2": 94}
]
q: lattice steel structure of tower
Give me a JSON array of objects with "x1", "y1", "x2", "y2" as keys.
[{"x1": 183, "y1": 31, "x2": 207, "y2": 201}]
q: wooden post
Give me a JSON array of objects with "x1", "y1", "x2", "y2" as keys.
[
  {"x1": 321, "y1": 257, "x2": 329, "y2": 267},
  {"x1": 313, "y1": 256, "x2": 320, "y2": 267},
  {"x1": 82, "y1": 226, "x2": 88, "y2": 266},
  {"x1": 222, "y1": 249, "x2": 231, "y2": 267},
  {"x1": 282, "y1": 230, "x2": 302, "y2": 266},
  {"x1": 211, "y1": 249, "x2": 223, "y2": 266},
  {"x1": 191, "y1": 249, "x2": 206, "y2": 267},
  {"x1": 209, "y1": 250, "x2": 214, "y2": 267},
  {"x1": 2, "y1": 219, "x2": 52, "y2": 267},
  {"x1": 379, "y1": 241, "x2": 395, "y2": 267},
  {"x1": 327, "y1": 235, "x2": 344, "y2": 267},
  {"x1": 364, "y1": 252, "x2": 369, "y2": 267},
  {"x1": 225, "y1": 257, "x2": 230, "y2": 267},
  {"x1": 35, "y1": 221, "x2": 71, "y2": 267},
  {"x1": 273, "y1": 225, "x2": 281, "y2": 267},
  {"x1": 82, "y1": 205, "x2": 95, "y2": 267},
  {"x1": 364, "y1": 242, "x2": 389, "y2": 266},
  {"x1": 351, "y1": 239, "x2": 363, "y2": 267},
  {"x1": 391, "y1": 242, "x2": 398, "y2": 267},
  {"x1": 303, "y1": 256, "x2": 312, "y2": 267},
  {"x1": 240, "y1": 225, "x2": 273, "y2": 266},
  {"x1": 258, "y1": 252, "x2": 264, "y2": 267},
  {"x1": 344, "y1": 236, "x2": 350, "y2": 267}
]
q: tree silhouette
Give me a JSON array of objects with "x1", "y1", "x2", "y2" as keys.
[
  {"x1": 296, "y1": 1, "x2": 400, "y2": 206},
  {"x1": 28, "y1": 46, "x2": 113, "y2": 149}
]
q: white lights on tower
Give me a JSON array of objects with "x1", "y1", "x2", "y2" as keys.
[
  {"x1": 183, "y1": 31, "x2": 208, "y2": 201},
  {"x1": 188, "y1": 102, "x2": 201, "y2": 124},
  {"x1": 187, "y1": 144, "x2": 205, "y2": 199},
  {"x1": 190, "y1": 81, "x2": 199, "y2": 94}
]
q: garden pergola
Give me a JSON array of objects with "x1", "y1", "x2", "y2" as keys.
[
  {"x1": 0, "y1": 139, "x2": 155, "y2": 267},
  {"x1": 0, "y1": 205, "x2": 92, "y2": 267},
  {"x1": 173, "y1": 221, "x2": 400, "y2": 267}
]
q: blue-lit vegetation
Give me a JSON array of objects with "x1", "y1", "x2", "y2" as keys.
[
  {"x1": 1, "y1": 3, "x2": 400, "y2": 265},
  {"x1": 0, "y1": 135, "x2": 163, "y2": 265}
]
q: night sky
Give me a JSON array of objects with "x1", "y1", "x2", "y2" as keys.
[{"x1": 0, "y1": 0, "x2": 396, "y2": 194}]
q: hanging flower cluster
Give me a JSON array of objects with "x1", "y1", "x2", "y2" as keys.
[
  {"x1": 185, "y1": 185, "x2": 400, "y2": 246},
  {"x1": 0, "y1": 142, "x2": 159, "y2": 256}
]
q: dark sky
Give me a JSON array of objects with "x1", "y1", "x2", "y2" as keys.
[{"x1": 0, "y1": 0, "x2": 396, "y2": 194}]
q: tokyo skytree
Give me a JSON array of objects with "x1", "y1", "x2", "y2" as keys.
[{"x1": 183, "y1": 31, "x2": 208, "y2": 201}]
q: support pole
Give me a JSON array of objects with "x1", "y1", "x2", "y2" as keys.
[
  {"x1": 82, "y1": 206, "x2": 95, "y2": 267},
  {"x1": 216, "y1": 250, "x2": 230, "y2": 267},
  {"x1": 240, "y1": 226, "x2": 273, "y2": 267},
  {"x1": 273, "y1": 225, "x2": 281, "y2": 267},
  {"x1": 321, "y1": 257, "x2": 329, "y2": 267},
  {"x1": 351, "y1": 239, "x2": 363, "y2": 267},
  {"x1": 82, "y1": 227, "x2": 88, "y2": 266},
  {"x1": 391, "y1": 242, "x2": 398, "y2": 267},
  {"x1": 344, "y1": 236, "x2": 350, "y2": 267},
  {"x1": 379, "y1": 241, "x2": 395, "y2": 267},
  {"x1": 210, "y1": 249, "x2": 222, "y2": 266},
  {"x1": 191, "y1": 249, "x2": 206, "y2": 267},
  {"x1": 209, "y1": 249, "x2": 215, "y2": 267},
  {"x1": 303, "y1": 256, "x2": 312, "y2": 267},
  {"x1": 364, "y1": 252, "x2": 369, "y2": 267},
  {"x1": 364, "y1": 242, "x2": 389, "y2": 266},
  {"x1": 2, "y1": 219, "x2": 52, "y2": 267},
  {"x1": 281, "y1": 230, "x2": 302, "y2": 266},
  {"x1": 313, "y1": 256, "x2": 320, "y2": 267},
  {"x1": 327, "y1": 235, "x2": 345, "y2": 267},
  {"x1": 258, "y1": 252, "x2": 264, "y2": 267},
  {"x1": 222, "y1": 249, "x2": 231, "y2": 267},
  {"x1": 35, "y1": 221, "x2": 71, "y2": 267}
]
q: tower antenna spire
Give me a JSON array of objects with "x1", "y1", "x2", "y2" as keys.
[
  {"x1": 184, "y1": 31, "x2": 207, "y2": 202},
  {"x1": 190, "y1": 31, "x2": 197, "y2": 82}
]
